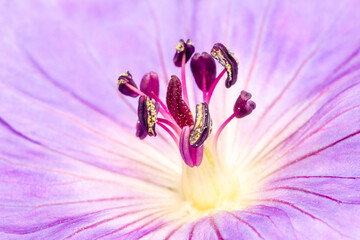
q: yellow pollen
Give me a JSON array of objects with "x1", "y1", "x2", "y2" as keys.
[
  {"x1": 146, "y1": 98, "x2": 157, "y2": 135},
  {"x1": 175, "y1": 42, "x2": 185, "y2": 53},
  {"x1": 211, "y1": 49, "x2": 233, "y2": 81},
  {"x1": 189, "y1": 103, "x2": 204, "y2": 145}
]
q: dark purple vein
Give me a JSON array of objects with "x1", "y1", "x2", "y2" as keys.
[
  {"x1": 257, "y1": 129, "x2": 360, "y2": 183},
  {"x1": 226, "y1": 212, "x2": 265, "y2": 240}
]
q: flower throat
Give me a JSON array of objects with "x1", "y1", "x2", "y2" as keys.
[{"x1": 117, "y1": 39, "x2": 256, "y2": 211}]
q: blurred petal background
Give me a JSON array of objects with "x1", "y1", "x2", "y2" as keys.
[{"x1": 1, "y1": 0, "x2": 360, "y2": 239}]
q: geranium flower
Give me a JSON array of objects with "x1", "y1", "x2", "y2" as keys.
[{"x1": 1, "y1": 0, "x2": 360, "y2": 239}]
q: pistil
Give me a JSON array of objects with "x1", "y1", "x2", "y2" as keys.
[{"x1": 166, "y1": 75, "x2": 194, "y2": 128}]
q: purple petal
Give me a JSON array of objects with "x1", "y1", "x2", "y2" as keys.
[{"x1": 2, "y1": 0, "x2": 360, "y2": 239}]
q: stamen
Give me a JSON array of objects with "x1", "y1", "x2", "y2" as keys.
[
  {"x1": 136, "y1": 121, "x2": 147, "y2": 140},
  {"x1": 233, "y1": 91, "x2": 256, "y2": 118},
  {"x1": 118, "y1": 74, "x2": 175, "y2": 127},
  {"x1": 140, "y1": 72, "x2": 160, "y2": 97},
  {"x1": 211, "y1": 43, "x2": 239, "y2": 88},
  {"x1": 157, "y1": 118, "x2": 181, "y2": 135},
  {"x1": 181, "y1": 54, "x2": 190, "y2": 106},
  {"x1": 190, "y1": 52, "x2": 217, "y2": 101},
  {"x1": 157, "y1": 122, "x2": 179, "y2": 146},
  {"x1": 123, "y1": 82, "x2": 145, "y2": 97},
  {"x1": 202, "y1": 72, "x2": 206, "y2": 101},
  {"x1": 123, "y1": 83, "x2": 175, "y2": 128},
  {"x1": 117, "y1": 40, "x2": 259, "y2": 212},
  {"x1": 118, "y1": 72, "x2": 170, "y2": 121},
  {"x1": 173, "y1": 39, "x2": 195, "y2": 67},
  {"x1": 206, "y1": 69, "x2": 227, "y2": 103},
  {"x1": 166, "y1": 75, "x2": 194, "y2": 128},
  {"x1": 173, "y1": 39, "x2": 195, "y2": 106},
  {"x1": 213, "y1": 112, "x2": 237, "y2": 151},
  {"x1": 189, "y1": 102, "x2": 212, "y2": 147},
  {"x1": 118, "y1": 40, "x2": 257, "y2": 175},
  {"x1": 117, "y1": 71, "x2": 139, "y2": 97},
  {"x1": 179, "y1": 126, "x2": 204, "y2": 167},
  {"x1": 150, "y1": 94, "x2": 169, "y2": 114},
  {"x1": 138, "y1": 95, "x2": 159, "y2": 137},
  {"x1": 214, "y1": 90, "x2": 256, "y2": 148}
]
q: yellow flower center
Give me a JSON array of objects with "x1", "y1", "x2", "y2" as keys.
[{"x1": 181, "y1": 140, "x2": 246, "y2": 212}]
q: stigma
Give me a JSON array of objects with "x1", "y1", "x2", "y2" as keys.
[{"x1": 117, "y1": 40, "x2": 256, "y2": 168}]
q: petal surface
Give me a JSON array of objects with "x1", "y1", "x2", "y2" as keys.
[{"x1": 1, "y1": 0, "x2": 360, "y2": 239}]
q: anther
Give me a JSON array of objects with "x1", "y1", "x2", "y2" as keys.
[
  {"x1": 140, "y1": 72, "x2": 160, "y2": 98},
  {"x1": 189, "y1": 102, "x2": 212, "y2": 147},
  {"x1": 173, "y1": 39, "x2": 195, "y2": 67},
  {"x1": 117, "y1": 71, "x2": 139, "y2": 97},
  {"x1": 190, "y1": 52, "x2": 217, "y2": 92},
  {"x1": 233, "y1": 90, "x2": 256, "y2": 118},
  {"x1": 211, "y1": 43, "x2": 239, "y2": 88},
  {"x1": 136, "y1": 121, "x2": 147, "y2": 140},
  {"x1": 138, "y1": 95, "x2": 159, "y2": 137},
  {"x1": 166, "y1": 75, "x2": 194, "y2": 128}
]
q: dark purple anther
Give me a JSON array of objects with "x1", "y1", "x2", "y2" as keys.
[
  {"x1": 189, "y1": 102, "x2": 212, "y2": 147},
  {"x1": 166, "y1": 75, "x2": 194, "y2": 128},
  {"x1": 211, "y1": 43, "x2": 238, "y2": 88},
  {"x1": 138, "y1": 95, "x2": 159, "y2": 136},
  {"x1": 190, "y1": 52, "x2": 217, "y2": 91},
  {"x1": 117, "y1": 71, "x2": 139, "y2": 97},
  {"x1": 173, "y1": 39, "x2": 195, "y2": 67},
  {"x1": 140, "y1": 72, "x2": 160, "y2": 97},
  {"x1": 233, "y1": 90, "x2": 256, "y2": 118},
  {"x1": 136, "y1": 121, "x2": 147, "y2": 140},
  {"x1": 179, "y1": 126, "x2": 203, "y2": 167}
]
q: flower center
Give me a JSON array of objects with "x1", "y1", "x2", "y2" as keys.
[
  {"x1": 117, "y1": 39, "x2": 256, "y2": 211},
  {"x1": 181, "y1": 142, "x2": 240, "y2": 211}
]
